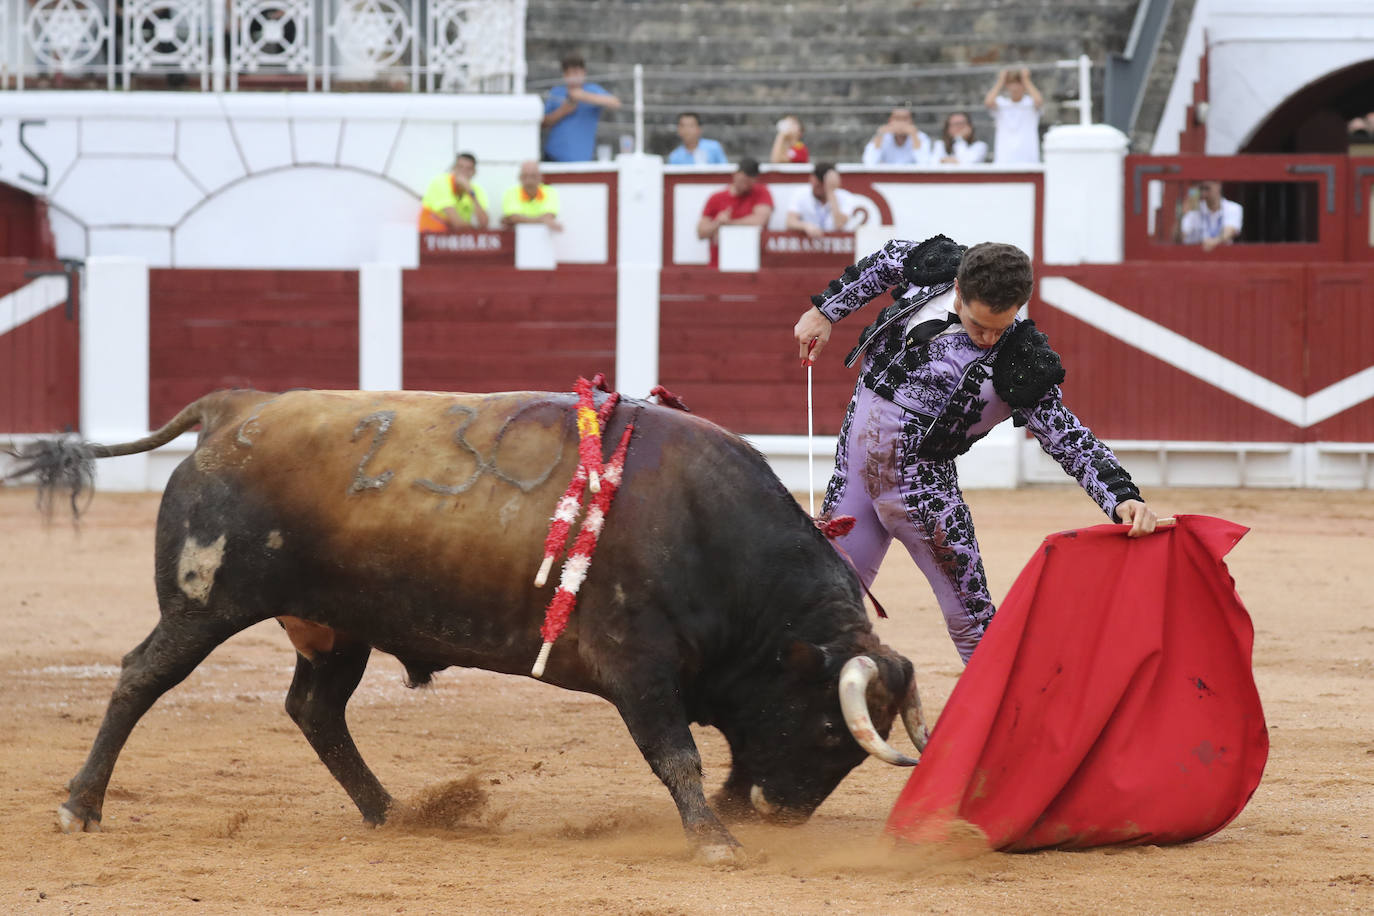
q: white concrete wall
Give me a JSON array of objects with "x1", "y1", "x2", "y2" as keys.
[
  {"x1": 1153, "y1": 0, "x2": 1374, "y2": 154},
  {"x1": 0, "y1": 92, "x2": 543, "y2": 268}
]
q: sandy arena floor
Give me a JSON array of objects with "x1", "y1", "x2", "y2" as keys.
[{"x1": 0, "y1": 484, "x2": 1371, "y2": 914}]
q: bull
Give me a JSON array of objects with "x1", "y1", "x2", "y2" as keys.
[{"x1": 10, "y1": 388, "x2": 928, "y2": 863}]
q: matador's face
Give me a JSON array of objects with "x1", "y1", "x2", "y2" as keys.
[{"x1": 953, "y1": 285, "x2": 1018, "y2": 349}]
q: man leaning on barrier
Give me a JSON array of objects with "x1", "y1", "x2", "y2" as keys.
[{"x1": 419, "y1": 152, "x2": 490, "y2": 232}]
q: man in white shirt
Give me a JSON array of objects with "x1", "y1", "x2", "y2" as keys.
[
  {"x1": 983, "y1": 67, "x2": 1043, "y2": 165},
  {"x1": 786, "y1": 163, "x2": 861, "y2": 237},
  {"x1": 862, "y1": 108, "x2": 933, "y2": 166},
  {"x1": 1178, "y1": 181, "x2": 1243, "y2": 251}
]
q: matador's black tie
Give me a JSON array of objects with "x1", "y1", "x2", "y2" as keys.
[{"x1": 908, "y1": 311, "x2": 961, "y2": 346}]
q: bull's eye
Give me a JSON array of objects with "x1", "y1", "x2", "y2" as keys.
[{"x1": 820, "y1": 719, "x2": 845, "y2": 749}]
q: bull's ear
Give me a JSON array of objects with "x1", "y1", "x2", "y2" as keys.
[{"x1": 780, "y1": 639, "x2": 828, "y2": 679}]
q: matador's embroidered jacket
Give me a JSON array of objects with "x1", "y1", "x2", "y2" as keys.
[{"x1": 812, "y1": 236, "x2": 1141, "y2": 519}]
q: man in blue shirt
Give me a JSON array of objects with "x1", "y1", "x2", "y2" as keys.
[
  {"x1": 667, "y1": 112, "x2": 729, "y2": 166},
  {"x1": 542, "y1": 54, "x2": 622, "y2": 162}
]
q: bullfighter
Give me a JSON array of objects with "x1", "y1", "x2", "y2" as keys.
[{"x1": 793, "y1": 236, "x2": 1158, "y2": 662}]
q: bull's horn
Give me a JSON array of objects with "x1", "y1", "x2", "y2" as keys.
[
  {"x1": 900, "y1": 685, "x2": 930, "y2": 753},
  {"x1": 837, "y1": 656, "x2": 919, "y2": 767}
]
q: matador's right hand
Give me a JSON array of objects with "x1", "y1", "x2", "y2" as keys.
[{"x1": 794, "y1": 306, "x2": 832, "y2": 366}]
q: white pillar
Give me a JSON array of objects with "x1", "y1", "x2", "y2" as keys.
[
  {"x1": 615, "y1": 153, "x2": 663, "y2": 396},
  {"x1": 359, "y1": 262, "x2": 403, "y2": 391},
  {"x1": 81, "y1": 256, "x2": 150, "y2": 491},
  {"x1": 1041, "y1": 124, "x2": 1129, "y2": 265},
  {"x1": 376, "y1": 222, "x2": 419, "y2": 268}
]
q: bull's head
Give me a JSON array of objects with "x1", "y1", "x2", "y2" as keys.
[{"x1": 711, "y1": 639, "x2": 928, "y2": 824}]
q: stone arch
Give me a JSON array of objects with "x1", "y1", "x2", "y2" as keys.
[
  {"x1": 172, "y1": 165, "x2": 420, "y2": 268},
  {"x1": 1240, "y1": 58, "x2": 1374, "y2": 154}
]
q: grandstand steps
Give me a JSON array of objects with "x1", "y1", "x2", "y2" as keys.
[{"x1": 526, "y1": 0, "x2": 1140, "y2": 162}]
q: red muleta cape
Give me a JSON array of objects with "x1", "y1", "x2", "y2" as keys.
[{"x1": 886, "y1": 515, "x2": 1268, "y2": 851}]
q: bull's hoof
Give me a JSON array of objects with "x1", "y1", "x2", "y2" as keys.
[
  {"x1": 57, "y1": 804, "x2": 101, "y2": 834},
  {"x1": 694, "y1": 842, "x2": 747, "y2": 868}
]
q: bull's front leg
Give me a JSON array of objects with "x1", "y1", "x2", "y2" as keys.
[{"x1": 610, "y1": 685, "x2": 744, "y2": 865}]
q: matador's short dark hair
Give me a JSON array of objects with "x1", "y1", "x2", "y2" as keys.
[{"x1": 956, "y1": 242, "x2": 1033, "y2": 313}]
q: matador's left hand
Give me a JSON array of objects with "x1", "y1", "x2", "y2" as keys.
[{"x1": 1115, "y1": 499, "x2": 1158, "y2": 537}]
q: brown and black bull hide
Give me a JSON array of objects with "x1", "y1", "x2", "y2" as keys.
[{"x1": 9, "y1": 388, "x2": 924, "y2": 863}]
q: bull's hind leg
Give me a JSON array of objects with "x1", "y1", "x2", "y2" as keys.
[
  {"x1": 59, "y1": 616, "x2": 243, "y2": 833},
  {"x1": 283, "y1": 639, "x2": 393, "y2": 825}
]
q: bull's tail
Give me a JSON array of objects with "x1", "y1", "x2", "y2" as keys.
[{"x1": 4, "y1": 395, "x2": 220, "y2": 519}]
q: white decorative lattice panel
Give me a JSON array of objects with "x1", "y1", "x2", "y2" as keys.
[
  {"x1": 25, "y1": 0, "x2": 111, "y2": 72},
  {"x1": 328, "y1": 0, "x2": 415, "y2": 75},
  {"x1": 427, "y1": 0, "x2": 517, "y2": 92},
  {"x1": 230, "y1": 0, "x2": 313, "y2": 84},
  {"x1": 123, "y1": 0, "x2": 207, "y2": 76}
]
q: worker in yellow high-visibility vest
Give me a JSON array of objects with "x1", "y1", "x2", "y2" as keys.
[
  {"x1": 501, "y1": 161, "x2": 563, "y2": 232},
  {"x1": 418, "y1": 152, "x2": 490, "y2": 232}
]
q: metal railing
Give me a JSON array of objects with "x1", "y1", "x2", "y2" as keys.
[
  {"x1": 608, "y1": 58, "x2": 1099, "y2": 154},
  {"x1": 0, "y1": 0, "x2": 527, "y2": 92}
]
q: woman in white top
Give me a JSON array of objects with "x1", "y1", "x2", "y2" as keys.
[{"x1": 931, "y1": 111, "x2": 988, "y2": 166}]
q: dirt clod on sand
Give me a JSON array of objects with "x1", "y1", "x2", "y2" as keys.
[{"x1": 387, "y1": 776, "x2": 508, "y2": 831}]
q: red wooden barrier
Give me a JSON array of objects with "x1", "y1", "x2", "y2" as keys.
[
  {"x1": 148, "y1": 269, "x2": 359, "y2": 427},
  {"x1": 1034, "y1": 263, "x2": 1374, "y2": 444},
  {"x1": 1124, "y1": 154, "x2": 1351, "y2": 261},
  {"x1": 658, "y1": 268, "x2": 863, "y2": 435},
  {"x1": 658, "y1": 262, "x2": 1374, "y2": 443},
  {"x1": 0, "y1": 258, "x2": 78, "y2": 433},
  {"x1": 402, "y1": 265, "x2": 617, "y2": 394},
  {"x1": 1304, "y1": 265, "x2": 1374, "y2": 441},
  {"x1": 0, "y1": 184, "x2": 55, "y2": 260}
]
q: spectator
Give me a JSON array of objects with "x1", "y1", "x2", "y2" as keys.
[
  {"x1": 668, "y1": 112, "x2": 729, "y2": 165},
  {"x1": 1349, "y1": 116, "x2": 1373, "y2": 144},
  {"x1": 696, "y1": 157, "x2": 774, "y2": 265},
  {"x1": 542, "y1": 54, "x2": 622, "y2": 163},
  {"x1": 932, "y1": 111, "x2": 988, "y2": 165},
  {"x1": 502, "y1": 161, "x2": 563, "y2": 232},
  {"x1": 786, "y1": 162, "x2": 861, "y2": 238},
  {"x1": 984, "y1": 67, "x2": 1044, "y2": 164},
  {"x1": 1178, "y1": 180, "x2": 1242, "y2": 251},
  {"x1": 861, "y1": 108, "x2": 933, "y2": 166},
  {"x1": 770, "y1": 114, "x2": 810, "y2": 164},
  {"x1": 418, "y1": 152, "x2": 490, "y2": 232}
]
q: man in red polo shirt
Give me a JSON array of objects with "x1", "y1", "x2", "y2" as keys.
[{"x1": 696, "y1": 157, "x2": 774, "y2": 266}]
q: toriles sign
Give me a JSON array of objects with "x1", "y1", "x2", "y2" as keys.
[{"x1": 419, "y1": 230, "x2": 514, "y2": 266}]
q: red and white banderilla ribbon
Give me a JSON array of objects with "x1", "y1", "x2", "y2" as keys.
[
  {"x1": 534, "y1": 388, "x2": 621, "y2": 588},
  {"x1": 531, "y1": 420, "x2": 634, "y2": 678}
]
